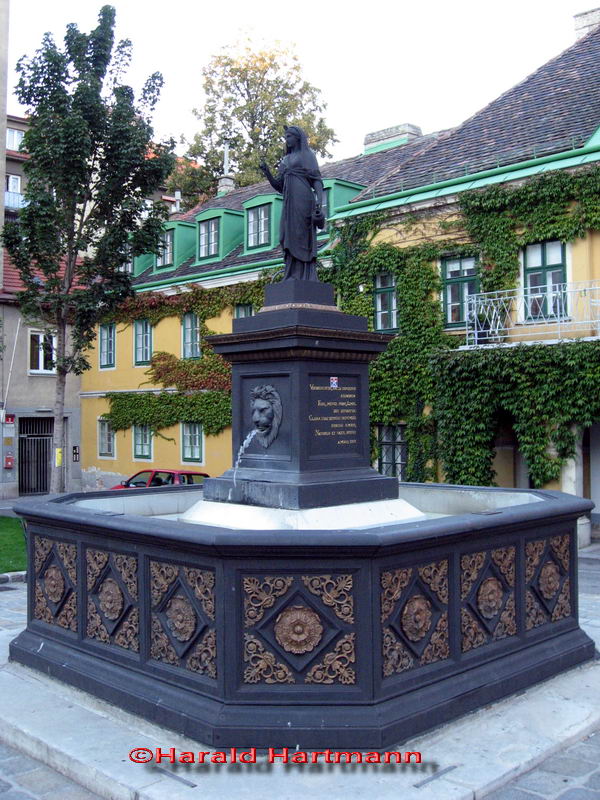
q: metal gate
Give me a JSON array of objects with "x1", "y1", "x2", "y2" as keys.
[{"x1": 18, "y1": 417, "x2": 53, "y2": 495}]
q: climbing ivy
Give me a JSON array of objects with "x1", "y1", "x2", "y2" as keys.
[
  {"x1": 459, "y1": 166, "x2": 600, "y2": 291},
  {"x1": 431, "y1": 342, "x2": 600, "y2": 487},
  {"x1": 103, "y1": 390, "x2": 232, "y2": 437}
]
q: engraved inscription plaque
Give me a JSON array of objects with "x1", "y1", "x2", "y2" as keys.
[{"x1": 308, "y1": 375, "x2": 360, "y2": 457}]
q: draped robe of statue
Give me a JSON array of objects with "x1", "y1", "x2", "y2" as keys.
[{"x1": 267, "y1": 127, "x2": 324, "y2": 281}]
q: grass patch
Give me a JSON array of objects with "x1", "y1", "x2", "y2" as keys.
[{"x1": 0, "y1": 517, "x2": 27, "y2": 573}]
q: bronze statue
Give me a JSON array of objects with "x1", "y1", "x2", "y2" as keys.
[{"x1": 260, "y1": 126, "x2": 325, "y2": 280}]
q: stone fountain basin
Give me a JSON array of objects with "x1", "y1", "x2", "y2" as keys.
[{"x1": 10, "y1": 483, "x2": 594, "y2": 749}]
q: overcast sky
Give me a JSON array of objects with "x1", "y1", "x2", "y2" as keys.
[{"x1": 6, "y1": 0, "x2": 593, "y2": 161}]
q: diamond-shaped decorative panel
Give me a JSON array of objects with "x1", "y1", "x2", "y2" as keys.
[
  {"x1": 241, "y1": 572, "x2": 356, "y2": 685},
  {"x1": 149, "y1": 560, "x2": 216, "y2": 679},
  {"x1": 86, "y1": 548, "x2": 139, "y2": 652},
  {"x1": 33, "y1": 536, "x2": 77, "y2": 633},
  {"x1": 460, "y1": 547, "x2": 516, "y2": 653},
  {"x1": 525, "y1": 537, "x2": 571, "y2": 630},
  {"x1": 381, "y1": 559, "x2": 449, "y2": 677}
]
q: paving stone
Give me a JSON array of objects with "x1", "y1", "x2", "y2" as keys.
[
  {"x1": 0, "y1": 793, "x2": 37, "y2": 800},
  {"x1": 14, "y1": 766, "x2": 74, "y2": 794},
  {"x1": 0, "y1": 754, "x2": 45, "y2": 776},
  {"x1": 567, "y1": 743, "x2": 600, "y2": 762},
  {"x1": 585, "y1": 774, "x2": 600, "y2": 790},
  {"x1": 555, "y1": 789, "x2": 600, "y2": 800},
  {"x1": 41, "y1": 786, "x2": 103, "y2": 800},
  {"x1": 477, "y1": 787, "x2": 540, "y2": 800},
  {"x1": 516, "y1": 768, "x2": 575, "y2": 794},
  {"x1": 539, "y1": 756, "x2": 598, "y2": 777},
  {"x1": 0, "y1": 744, "x2": 19, "y2": 760}
]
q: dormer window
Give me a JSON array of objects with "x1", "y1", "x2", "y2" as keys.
[
  {"x1": 248, "y1": 204, "x2": 270, "y2": 248},
  {"x1": 199, "y1": 219, "x2": 219, "y2": 258},
  {"x1": 156, "y1": 229, "x2": 174, "y2": 268}
]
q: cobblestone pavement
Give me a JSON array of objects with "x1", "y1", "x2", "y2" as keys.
[
  {"x1": 0, "y1": 584, "x2": 101, "y2": 800},
  {"x1": 485, "y1": 543, "x2": 600, "y2": 800},
  {"x1": 0, "y1": 543, "x2": 599, "y2": 800},
  {"x1": 0, "y1": 739, "x2": 101, "y2": 800}
]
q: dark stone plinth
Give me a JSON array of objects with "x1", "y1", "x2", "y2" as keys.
[
  {"x1": 204, "y1": 282, "x2": 397, "y2": 509},
  {"x1": 9, "y1": 484, "x2": 596, "y2": 748}
]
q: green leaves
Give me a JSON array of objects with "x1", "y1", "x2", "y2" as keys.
[
  {"x1": 103, "y1": 391, "x2": 232, "y2": 437},
  {"x1": 185, "y1": 41, "x2": 337, "y2": 195},
  {"x1": 4, "y1": 5, "x2": 176, "y2": 369}
]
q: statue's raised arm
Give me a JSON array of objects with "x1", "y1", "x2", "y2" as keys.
[{"x1": 261, "y1": 126, "x2": 325, "y2": 281}]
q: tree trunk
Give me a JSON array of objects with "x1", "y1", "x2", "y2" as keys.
[{"x1": 49, "y1": 321, "x2": 67, "y2": 494}]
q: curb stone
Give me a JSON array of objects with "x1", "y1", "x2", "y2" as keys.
[{"x1": 0, "y1": 572, "x2": 26, "y2": 584}]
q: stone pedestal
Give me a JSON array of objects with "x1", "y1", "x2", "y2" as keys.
[{"x1": 203, "y1": 281, "x2": 398, "y2": 509}]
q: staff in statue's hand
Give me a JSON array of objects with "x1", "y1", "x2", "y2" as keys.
[{"x1": 259, "y1": 126, "x2": 325, "y2": 281}]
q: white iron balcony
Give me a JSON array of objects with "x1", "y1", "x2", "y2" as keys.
[
  {"x1": 463, "y1": 280, "x2": 600, "y2": 348},
  {"x1": 4, "y1": 191, "x2": 26, "y2": 210}
]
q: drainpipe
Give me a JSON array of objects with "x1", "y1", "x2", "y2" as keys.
[{"x1": 3, "y1": 316, "x2": 21, "y2": 422}]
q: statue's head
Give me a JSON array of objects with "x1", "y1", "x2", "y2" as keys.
[
  {"x1": 284, "y1": 125, "x2": 306, "y2": 153},
  {"x1": 250, "y1": 385, "x2": 282, "y2": 448}
]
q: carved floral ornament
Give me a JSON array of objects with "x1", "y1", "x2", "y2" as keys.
[
  {"x1": 274, "y1": 606, "x2": 323, "y2": 654},
  {"x1": 44, "y1": 565, "x2": 65, "y2": 604},
  {"x1": 98, "y1": 578, "x2": 124, "y2": 620},
  {"x1": 539, "y1": 562, "x2": 561, "y2": 600},
  {"x1": 401, "y1": 595, "x2": 432, "y2": 642},
  {"x1": 477, "y1": 577, "x2": 504, "y2": 620},
  {"x1": 166, "y1": 595, "x2": 196, "y2": 642}
]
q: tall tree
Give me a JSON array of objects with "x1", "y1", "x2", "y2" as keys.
[
  {"x1": 2, "y1": 5, "x2": 176, "y2": 492},
  {"x1": 183, "y1": 41, "x2": 336, "y2": 196}
]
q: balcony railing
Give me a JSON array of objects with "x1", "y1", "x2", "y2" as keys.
[
  {"x1": 4, "y1": 191, "x2": 26, "y2": 210},
  {"x1": 464, "y1": 280, "x2": 600, "y2": 347}
]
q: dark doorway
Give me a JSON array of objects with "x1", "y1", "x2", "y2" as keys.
[{"x1": 18, "y1": 417, "x2": 53, "y2": 495}]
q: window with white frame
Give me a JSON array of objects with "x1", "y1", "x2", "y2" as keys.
[
  {"x1": 234, "y1": 303, "x2": 254, "y2": 319},
  {"x1": 442, "y1": 256, "x2": 479, "y2": 326},
  {"x1": 6, "y1": 128, "x2": 24, "y2": 151},
  {"x1": 199, "y1": 219, "x2": 219, "y2": 258},
  {"x1": 374, "y1": 274, "x2": 398, "y2": 332},
  {"x1": 156, "y1": 229, "x2": 174, "y2": 268},
  {"x1": 99, "y1": 323, "x2": 115, "y2": 368},
  {"x1": 133, "y1": 424, "x2": 152, "y2": 459},
  {"x1": 5, "y1": 174, "x2": 21, "y2": 193},
  {"x1": 247, "y1": 205, "x2": 270, "y2": 248},
  {"x1": 98, "y1": 420, "x2": 115, "y2": 458},
  {"x1": 182, "y1": 312, "x2": 201, "y2": 358},
  {"x1": 182, "y1": 422, "x2": 203, "y2": 462},
  {"x1": 523, "y1": 240, "x2": 566, "y2": 319},
  {"x1": 29, "y1": 331, "x2": 56, "y2": 373},
  {"x1": 134, "y1": 320, "x2": 152, "y2": 365}
]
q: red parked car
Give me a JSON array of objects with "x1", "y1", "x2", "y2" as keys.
[{"x1": 110, "y1": 469, "x2": 209, "y2": 489}]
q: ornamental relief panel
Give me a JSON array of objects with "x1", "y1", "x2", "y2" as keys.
[
  {"x1": 33, "y1": 536, "x2": 78, "y2": 632},
  {"x1": 459, "y1": 547, "x2": 516, "y2": 653},
  {"x1": 524, "y1": 536, "x2": 572, "y2": 630},
  {"x1": 149, "y1": 560, "x2": 217, "y2": 680},
  {"x1": 241, "y1": 572, "x2": 356, "y2": 686},
  {"x1": 380, "y1": 560, "x2": 449, "y2": 678},
  {"x1": 86, "y1": 549, "x2": 139, "y2": 652}
]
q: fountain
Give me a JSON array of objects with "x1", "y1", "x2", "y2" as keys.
[{"x1": 9, "y1": 127, "x2": 595, "y2": 749}]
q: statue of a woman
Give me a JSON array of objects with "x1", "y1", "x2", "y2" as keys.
[{"x1": 260, "y1": 126, "x2": 325, "y2": 281}]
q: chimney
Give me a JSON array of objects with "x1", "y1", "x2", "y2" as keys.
[
  {"x1": 574, "y1": 7, "x2": 600, "y2": 38},
  {"x1": 217, "y1": 142, "x2": 235, "y2": 196},
  {"x1": 363, "y1": 123, "x2": 422, "y2": 155}
]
